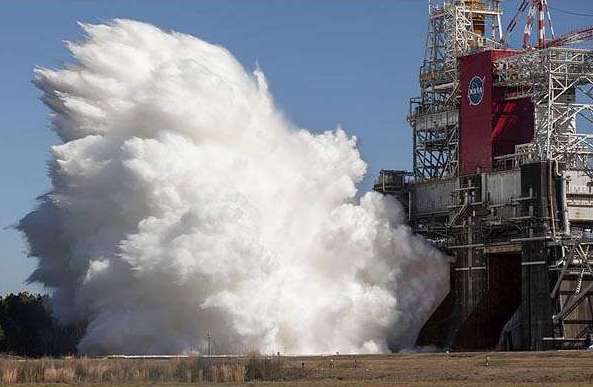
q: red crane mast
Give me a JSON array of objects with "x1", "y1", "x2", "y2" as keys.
[{"x1": 505, "y1": 0, "x2": 593, "y2": 49}]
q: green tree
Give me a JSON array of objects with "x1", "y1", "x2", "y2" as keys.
[
  {"x1": 0, "y1": 292, "x2": 84, "y2": 357},
  {"x1": 0, "y1": 292, "x2": 51, "y2": 356}
]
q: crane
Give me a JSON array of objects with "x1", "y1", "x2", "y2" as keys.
[
  {"x1": 503, "y1": 0, "x2": 554, "y2": 48},
  {"x1": 504, "y1": 0, "x2": 593, "y2": 49},
  {"x1": 544, "y1": 25, "x2": 593, "y2": 48}
]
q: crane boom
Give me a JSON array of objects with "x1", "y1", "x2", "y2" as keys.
[{"x1": 545, "y1": 25, "x2": 593, "y2": 48}]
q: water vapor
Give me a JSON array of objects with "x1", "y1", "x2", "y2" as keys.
[{"x1": 19, "y1": 19, "x2": 448, "y2": 355}]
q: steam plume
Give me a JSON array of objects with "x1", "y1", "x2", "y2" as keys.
[{"x1": 19, "y1": 19, "x2": 448, "y2": 355}]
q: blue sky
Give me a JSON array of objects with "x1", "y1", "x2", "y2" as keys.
[{"x1": 1, "y1": 0, "x2": 590, "y2": 295}]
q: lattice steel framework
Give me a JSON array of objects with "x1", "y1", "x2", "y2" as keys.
[
  {"x1": 494, "y1": 47, "x2": 593, "y2": 340},
  {"x1": 494, "y1": 48, "x2": 593, "y2": 173},
  {"x1": 411, "y1": 0, "x2": 503, "y2": 181},
  {"x1": 551, "y1": 240, "x2": 593, "y2": 340}
]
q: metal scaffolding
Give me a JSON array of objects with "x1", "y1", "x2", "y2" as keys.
[
  {"x1": 491, "y1": 47, "x2": 593, "y2": 343},
  {"x1": 550, "y1": 240, "x2": 593, "y2": 341},
  {"x1": 410, "y1": 0, "x2": 503, "y2": 180},
  {"x1": 494, "y1": 48, "x2": 593, "y2": 172},
  {"x1": 379, "y1": 0, "x2": 593, "y2": 350}
]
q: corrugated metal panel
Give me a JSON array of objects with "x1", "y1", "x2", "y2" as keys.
[
  {"x1": 568, "y1": 206, "x2": 593, "y2": 222},
  {"x1": 484, "y1": 170, "x2": 521, "y2": 205},
  {"x1": 412, "y1": 177, "x2": 458, "y2": 215},
  {"x1": 415, "y1": 110, "x2": 458, "y2": 131},
  {"x1": 566, "y1": 170, "x2": 593, "y2": 195},
  {"x1": 565, "y1": 170, "x2": 593, "y2": 221}
]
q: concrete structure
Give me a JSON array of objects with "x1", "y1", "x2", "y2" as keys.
[{"x1": 375, "y1": 0, "x2": 593, "y2": 350}]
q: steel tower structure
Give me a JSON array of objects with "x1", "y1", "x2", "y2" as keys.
[
  {"x1": 377, "y1": 0, "x2": 593, "y2": 350},
  {"x1": 410, "y1": 0, "x2": 503, "y2": 180}
]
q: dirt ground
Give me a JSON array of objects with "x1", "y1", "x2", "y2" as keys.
[
  {"x1": 272, "y1": 351, "x2": 593, "y2": 386},
  {"x1": 7, "y1": 351, "x2": 593, "y2": 386}
]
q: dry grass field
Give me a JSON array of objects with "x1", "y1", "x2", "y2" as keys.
[{"x1": 4, "y1": 351, "x2": 593, "y2": 386}]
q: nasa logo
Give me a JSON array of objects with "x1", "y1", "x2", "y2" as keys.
[{"x1": 468, "y1": 76, "x2": 485, "y2": 106}]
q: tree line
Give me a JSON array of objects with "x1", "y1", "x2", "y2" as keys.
[{"x1": 0, "y1": 292, "x2": 84, "y2": 357}]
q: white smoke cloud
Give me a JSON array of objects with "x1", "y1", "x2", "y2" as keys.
[{"x1": 19, "y1": 19, "x2": 448, "y2": 355}]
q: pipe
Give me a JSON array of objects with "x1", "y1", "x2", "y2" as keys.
[
  {"x1": 555, "y1": 162, "x2": 570, "y2": 237},
  {"x1": 408, "y1": 189, "x2": 412, "y2": 223},
  {"x1": 510, "y1": 236, "x2": 552, "y2": 242},
  {"x1": 448, "y1": 243, "x2": 485, "y2": 250},
  {"x1": 548, "y1": 161, "x2": 557, "y2": 240}
]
